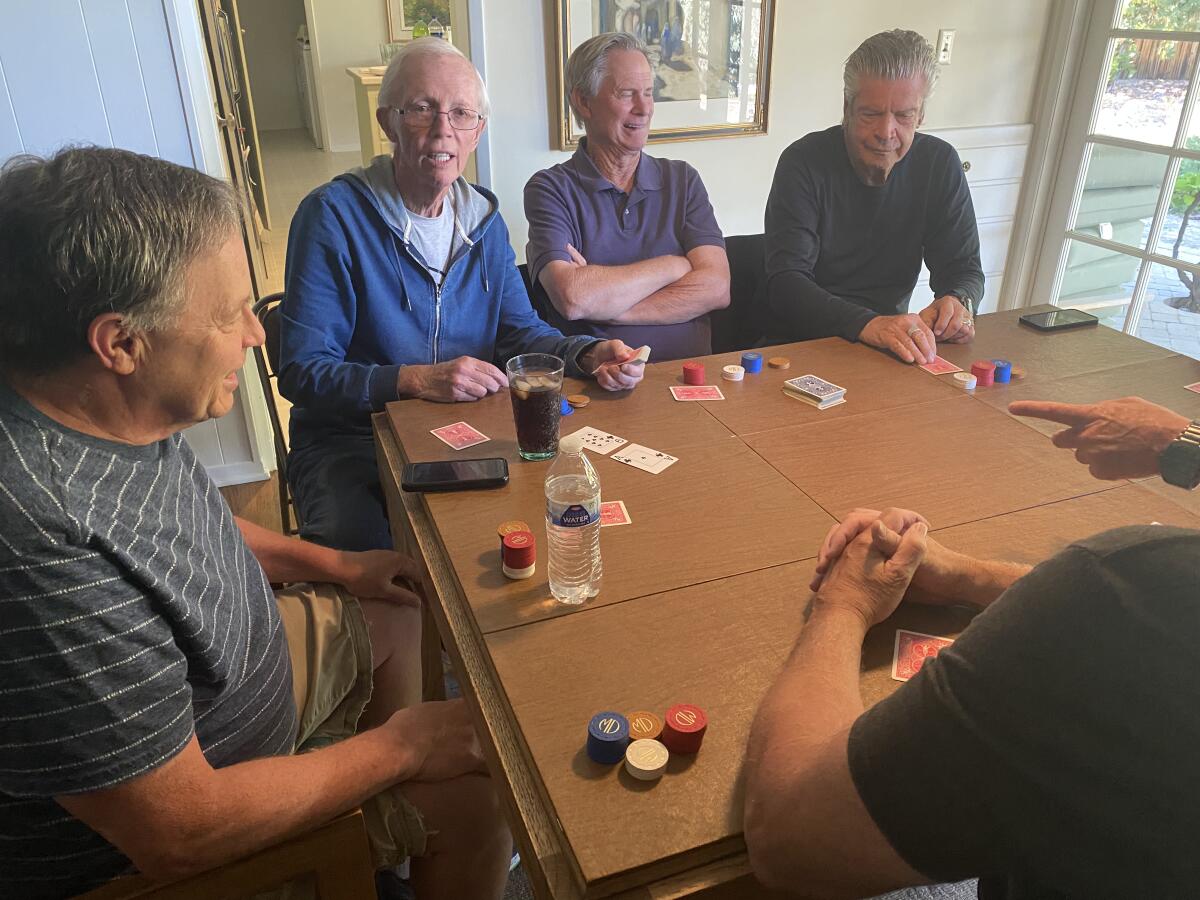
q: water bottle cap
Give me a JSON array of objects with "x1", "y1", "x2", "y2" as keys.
[{"x1": 558, "y1": 433, "x2": 584, "y2": 454}]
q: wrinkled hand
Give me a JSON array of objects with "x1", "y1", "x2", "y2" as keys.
[
  {"x1": 816, "y1": 519, "x2": 928, "y2": 628},
  {"x1": 386, "y1": 699, "x2": 488, "y2": 781},
  {"x1": 810, "y1": 507, "x2": 930, "y2": 592},
  {"x1": 400, "y1": 356, "x2": 507, "y2": 402},
  {"x1": 1008, "y1": 397, "x2": 1190, "y2": 480},
  {"x1": 919, "y1": 295, "x2": 974, "y2": 343},
  {"x1": 335, "y1": 549, "x2": 422, "y2": 607},
  {"x1": 584, "y1": 339, "x2": 645, "y2": 391},
  {"x1": 858, "y1": 313, "x2": 937, "y2": 365}
]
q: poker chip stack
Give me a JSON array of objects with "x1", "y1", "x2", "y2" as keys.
[
  {"x1": 501, "y1": 531, "x2": 535, "y2": 580},
  {"x1": 682, "y1": 362, "x2": 705, "y2": 385},
  {"x1": 584, "y1": 704, "x2": 707, "y2": 783}
]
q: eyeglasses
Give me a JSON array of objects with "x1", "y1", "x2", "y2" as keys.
[{"x1": 388, "y1": 103, "x2": 484, "y2": 130}]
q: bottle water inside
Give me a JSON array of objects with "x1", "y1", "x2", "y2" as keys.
[{"x1": 545, "y1": 433, "x2": 602, "y2": 604}]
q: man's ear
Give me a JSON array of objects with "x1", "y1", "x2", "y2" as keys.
[
  {"x1": 571, "y1": 88, "x2": 591, "y2": 125},
  {"x1": 87, "y1": 313, "x2": 143, "y2": 376},
  {"x1": 376, "y1": 105, "x2": 399, "y2": 143}
]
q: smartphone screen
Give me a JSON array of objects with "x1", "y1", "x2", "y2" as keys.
[
  {"x1": 402, "y1": 458, "x2": 509, "y2": 491},
  {"x1": 1019, "y1": 309, "x2": 1099, "y2": 330}
]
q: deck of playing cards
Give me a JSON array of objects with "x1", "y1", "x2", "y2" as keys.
[
  {"x1": 782, "y1": 374, "x2": 846, "y2": 410},
  {"x1": 891, "y1": 630, "x2": 954, "y2": 682}
]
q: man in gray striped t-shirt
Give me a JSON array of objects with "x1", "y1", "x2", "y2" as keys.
[{"x1": 0, "y1": 148, "x2": 512, "y2": 898}]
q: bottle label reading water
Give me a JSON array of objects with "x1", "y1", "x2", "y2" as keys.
[{"x1": 548, "y1": 501, "x2": 598, "y2": 528}]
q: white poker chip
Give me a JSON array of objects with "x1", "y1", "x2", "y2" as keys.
[
  {"x1": 953, "y1": 372, "x2": 977, "y2": 391},
  {"x1": 624, "y1": 738, "x2": 669, "y2": 781},
  {"x1": 721, "y1": 365, "x2": 745, "y2": 382}
]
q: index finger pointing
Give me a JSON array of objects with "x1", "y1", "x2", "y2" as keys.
[{"x1": 1007, "y1": 400, "x2": 1097, "y2": 426}]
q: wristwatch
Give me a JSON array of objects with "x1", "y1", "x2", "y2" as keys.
[
  {"x1": 949, "y1": 292, "x2": 974, "y2": 318},
  {"x1": 1159, "y1": 419, "x2": 1200, "y2": 489}
]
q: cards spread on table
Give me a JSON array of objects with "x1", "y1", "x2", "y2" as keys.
[
  {"x1": 1186, "y1": 381, "x2": 1200, "y2": 394},
  {"x1": 600, "y1": 500, "x2": 631, "y2": 526},
  {"x1": 564, "y1": 426, "x2": 626, "y2": 455},
  {"x1": 891, "y1": 630, "x2": 954, "y2": 682},
  {"x1": 670, "y1": 385, "x2": 724, "y2": 401},
  {"x1": 919, "y1": 356, "x2": 963, "y2": 375},
  {"x1": 431, "y1": 421, "x2": 489, "y2": 450},
  {"x1": 611, "y1": 443, "x2": 678, "y2": 474}
]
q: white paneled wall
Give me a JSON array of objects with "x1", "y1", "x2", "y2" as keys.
[
  {"x1": 0, "y1": 0, "x2": 274, "y2": 486},
  {"x1": 910, "y1": 124, "x2": 1034, "y2": 314}
]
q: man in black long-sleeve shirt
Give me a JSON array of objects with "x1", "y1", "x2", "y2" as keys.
[{"x1": 764, "y1": 30, "x2": 984, "y2": 365}]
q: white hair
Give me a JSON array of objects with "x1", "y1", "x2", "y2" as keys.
[
  {"x1": 566, "y1": 32, "x2": 652, "y2": 127},
  {"x1": 377, "y1": 37, "x2": 491, "y2": 117},
  {"x1": 843, "y1": 29, "x2": 939, "y2": 111}
]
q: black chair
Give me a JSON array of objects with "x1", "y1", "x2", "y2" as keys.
[
  {"x1": 517, "y1": 261, "x2": 557, "y2": 326},
  {"x1": 711, "y1": 233, "x2": 769, "y2": 353},
  {"x1": 250, "y1": 293, "x2": 299, "y2": 535}
]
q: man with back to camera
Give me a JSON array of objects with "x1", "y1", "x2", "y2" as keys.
[{"x1": 764, "y1": 29, "x2": 984, "y2": 366}]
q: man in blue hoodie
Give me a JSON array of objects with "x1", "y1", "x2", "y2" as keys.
[{"x1": 281, "y1": 39, "x2": 644, "y2": 551}]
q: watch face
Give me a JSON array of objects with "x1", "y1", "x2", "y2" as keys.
[{"x1": 1161, "y1": 435, "x2": 1200, "y2": 489}]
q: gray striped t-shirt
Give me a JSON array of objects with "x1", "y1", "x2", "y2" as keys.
[{"x1": 0, "y1": 384, "x2": 296, "y2": 898}]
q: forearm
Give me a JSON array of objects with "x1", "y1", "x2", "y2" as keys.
[
  {"x1": 236, "y1": 516, "x2": 344, "y2": 585},
  {"x1": 746, "y1": 604, "x2": 867, "y2": 803},
  {"x1": 767, "y1": 271, "x2": 876, "y2": 342},
  {"x1": 609, "y1": 267, "x2": 729, "y2": 324},
  {"x1": 926, "y1": 548, "x2": 1031, "y2": 609},
  {"x1": 549, "y1": 255, "x2": 690, "y2": 320}
]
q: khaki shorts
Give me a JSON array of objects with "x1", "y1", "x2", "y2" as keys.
[{"x1": 275, "y1": 582, "x2": 429, "y2": 867}]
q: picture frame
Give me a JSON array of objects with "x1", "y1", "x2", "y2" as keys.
[{"x1": 552, "y1": 0, "x2": 776, "y2": 149}]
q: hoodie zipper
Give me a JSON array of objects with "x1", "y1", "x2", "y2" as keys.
[{"x1": 432, "y1": 280, "x2": 443, "y2": 364}]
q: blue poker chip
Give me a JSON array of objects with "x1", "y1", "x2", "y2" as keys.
[
  {"x1": 740, "y1": 351, "x2": 763, "y2": 373},
  {"x1": 561, "y1": 396, "x2": 574, "y2": 415},
  {"x1": 991, "y1": 359, "x2": 1013, "y2": 383},
  {"x1": 586, "y1": 711, "x2": 630, "y2": 765}
]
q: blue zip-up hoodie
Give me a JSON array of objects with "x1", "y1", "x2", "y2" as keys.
[{"x1": 279, "y1": 155, "x2": 597, "y2": 450}]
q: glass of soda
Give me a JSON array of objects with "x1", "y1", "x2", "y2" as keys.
[{"x1": 506, "y1": 353, "x2": 564, "y2": 460}]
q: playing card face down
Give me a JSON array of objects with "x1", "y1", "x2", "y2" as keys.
[
  {"x1": 670, "y1": 385, "x2": 724, "y2": 401},
  {"x1": 431, "y1": 421, "x2": 489, "y2": 450},
  {"x1": 891, "y1": 630, "x2": 954, "y2": 682},
  {"x1": 919, "y1": 356, "x2": 963, "y2": 375},
  {"x1": 784, "y1": 375, "x2": 845, "y2": 398},
  {"x1": 600, "y1": 500, "x2": 631, "y2": 526}
]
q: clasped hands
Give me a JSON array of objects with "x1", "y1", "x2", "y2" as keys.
[{"x1": 858, "y1": 295, "x2": 973, "y2": 366}]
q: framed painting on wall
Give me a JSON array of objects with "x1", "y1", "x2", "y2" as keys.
[{"x1": 553, "y1": 0, "x2": 776, "y2": 148}]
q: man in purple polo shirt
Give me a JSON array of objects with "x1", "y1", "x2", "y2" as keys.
[{"x1": 524, "y1": 32, "x2": 730, "y2": 361}]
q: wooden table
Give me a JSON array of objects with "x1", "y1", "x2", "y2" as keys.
[{"x1": 374, "y1": 309, "x2": 1200, "y2": 899}]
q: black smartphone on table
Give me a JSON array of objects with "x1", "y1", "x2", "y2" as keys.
[
  {"x1": 401, "y1": 458, "x2": 510, "y2": 492},
  {"x1": 1018, "y1": 308, "x2": 1099, "y2": 331}
]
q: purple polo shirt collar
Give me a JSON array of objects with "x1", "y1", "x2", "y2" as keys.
[{"x1": 568, "y1": 138, "x2": 663, "y2": 204}]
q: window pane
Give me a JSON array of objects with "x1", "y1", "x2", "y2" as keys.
[
  {"x1": 1156, "y1": 157, "x2": 1200, "y2": 264},
  {"x1": 1136, "y1": 263, "x2": 1200, "y2": 358},
  {"x1": 1096, "y1": 40, "x2": 1194, "y2": 144},
  {"x1": 1071, "y1": 144, "x2": 1167, "y2": 253},
  {"x1": 1118, "y1": 1, "x2": 1200, "y2": 32},
  {"x1": 1055, "y1": 239, "x2": 1144, "y2": 330}
]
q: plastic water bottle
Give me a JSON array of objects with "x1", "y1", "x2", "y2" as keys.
[
  {"x1": 428, "y1": 17, "x2": 445, "y2": 39},
  {"x1": 545, "y1": 433, "x2": 602, "y2": 604}
]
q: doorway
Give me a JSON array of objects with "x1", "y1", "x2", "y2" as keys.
[{"x1": 1037, "y1": 0, "x2": 1200, "y2": 359}]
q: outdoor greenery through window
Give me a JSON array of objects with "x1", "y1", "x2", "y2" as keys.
[{"x1": 1055, "y1": 0, "x2": 1200, "y2": 359}]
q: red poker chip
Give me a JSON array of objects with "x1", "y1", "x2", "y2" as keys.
[
  {"x1": 502, "y1": 531, "x2": 536, "y2": 569},
  {"x1": 969, "y1": 360, "x2": 996, "y2": 386},
  {"x1": 661, "y1": 703, "x2": 707, "y2": 754},
  {"x1": 682, "y1": 362, "x2": 705, "y2": 385}
]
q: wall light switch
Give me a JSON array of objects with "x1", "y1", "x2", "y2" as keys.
[{"x1": 937, "y1": 29, "x2": 955, "y2": 64}]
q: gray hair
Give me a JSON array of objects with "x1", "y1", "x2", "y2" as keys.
[
  {"x1": 0, "y1": 147, "x2": 240, "y2": 375},
  {"x1": 843, "y1": 29, "x2": 939, "y2": 111},
  {"x1": 378, "y1": 37, "x2": 491, "y2": 118},
  {"x1": 566, "y1": 32, "x2": 652, "y2": 127}
]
